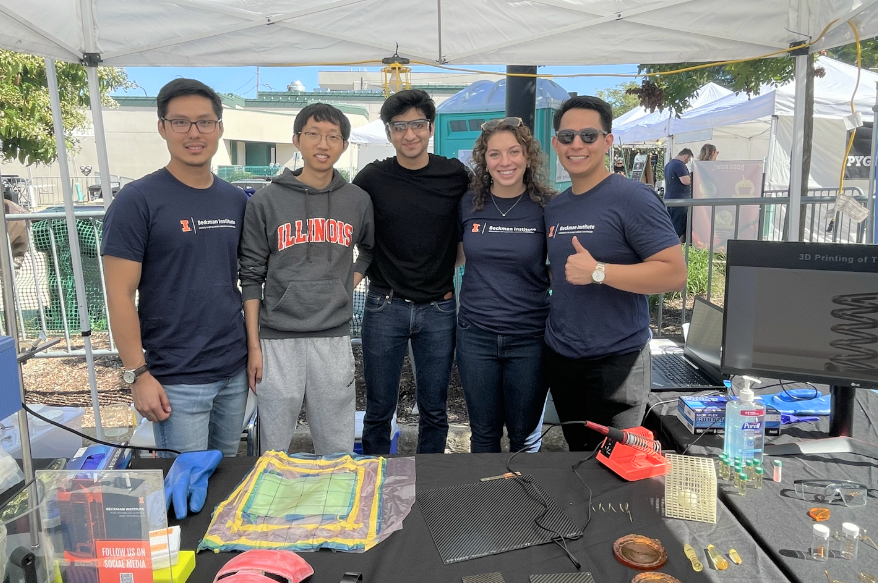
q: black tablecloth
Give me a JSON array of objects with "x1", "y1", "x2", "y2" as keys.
[
  {"x1": 132, "y1": 452, "x2": 788, "y2": 583},
  {"x1": 645, "y1": 389, "x2": 878, "y2": 583}
]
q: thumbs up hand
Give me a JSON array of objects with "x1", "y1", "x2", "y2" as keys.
[{"x1": 565, "y1": 236, "x2": 598, "y2": 285}]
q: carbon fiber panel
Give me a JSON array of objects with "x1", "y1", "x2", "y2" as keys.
[
  {"x1": 417, "y1": 475, "x2": 581, "y2": 564},
  {"x1": 530, "y1": 574, "x2": 596, "y2": 583}
]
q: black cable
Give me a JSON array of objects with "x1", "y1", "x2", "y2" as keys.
[
  {"x1": 20, "y1": 402, "x2": 181, "y2": 456},
  {"x1": 681, "y1": 417, "x2": 723, "y2": 455}
]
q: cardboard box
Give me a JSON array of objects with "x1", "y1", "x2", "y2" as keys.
[{"x1": 677, "y1": 395, "x2": 780, "y2": 436}]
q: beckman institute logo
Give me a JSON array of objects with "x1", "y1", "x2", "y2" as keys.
[
  {"x1": 180, "y1": 219, "x2": 192, "y2": 232},
  {"x1": 472, "y1": 223, "x2": 481, "y2": 233}
]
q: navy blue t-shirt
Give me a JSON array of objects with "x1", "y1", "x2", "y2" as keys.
[
  {"x1": 459, "y1": 193, "x2": 550, "y2": 335},
  {"x1": 544, "y1": 174, "x2": 680, "y2": 359},
  {"x1": 663, "y1": 158, "x2": 691, "y2": 200},
  {"x1": 101, "y1": 169, "x2": 248, "y2": 384}
]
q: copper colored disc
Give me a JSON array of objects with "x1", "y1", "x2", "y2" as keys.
[
  {"x1": 631, "y1": 573, "x2": 682, "y2": 583},
  {"x1": 613, "y1": 534, "x2": 668, "y2": 570},
  {"x1": 809, "y1": 507, "x2": 831, "y2": 521}
]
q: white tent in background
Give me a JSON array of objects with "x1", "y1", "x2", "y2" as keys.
[
  {"x1": 617, "y1": 57, "x2": 878, "y2": 189},
  {"x1": 614, "y1": 82, "x2": 733, "y2": 137}
]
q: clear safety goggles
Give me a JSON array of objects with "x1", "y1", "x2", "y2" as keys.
[{"x1": 794, "y1": 479, "x2": 869, "y2": 507}]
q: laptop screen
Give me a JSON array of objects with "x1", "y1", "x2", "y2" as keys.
[{"x1": 684, "y1": 297, "x2": 724, "y2": 376}]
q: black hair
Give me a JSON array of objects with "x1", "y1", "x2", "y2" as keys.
[
  {"x1": 293, "y1": 103, "x2": 352, "y2": 140},
  {"x1": 679, "y1": 148, "x2": 694, "y2": 158},
  {"x1": 553, "y1": 95, "x2": 613, "y2": 133},
  {"x1": 156, "y1": 78, "x2": 223, "y2": 120},
  {"x1": 380, "y1": 89, "x2": 436, "y2": 124}
]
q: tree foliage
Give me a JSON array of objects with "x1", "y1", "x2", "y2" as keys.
[
  {"x1": 596, "y1": 81, "x2": 641, "y2": 119},
  {"x1": 627, "y1": 38, "x2": 877, "y2": 115},
  {"x1": 0, "y1": 50, "x2": 132, "y2": 165}
]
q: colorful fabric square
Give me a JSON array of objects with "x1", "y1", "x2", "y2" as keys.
[{"x1": 198, "y1": 451, "x2": 416, "y2": 553}]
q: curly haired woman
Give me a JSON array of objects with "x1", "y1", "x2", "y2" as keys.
[{"x1": 456, "y1": 118, "x2": 554, "y2": 453}]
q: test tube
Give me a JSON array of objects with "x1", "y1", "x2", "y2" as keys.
[
  {"x1": 754, "y1": 466, "x2": 764, "y2": 489},
  {"x1": 737, "y1": 472, "x2": 747, "y2": 496},
  {"x1": 840, "y1": 523, "x2": 860, "y2": 560},
  {"x1": 773, "y1": 460, "x2": 782, "y2": 482},
  {"x1": 718, "y1": 455, "x2": 729, "y2": 480}
]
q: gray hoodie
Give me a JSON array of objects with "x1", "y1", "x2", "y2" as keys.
[{"x1": 239, "y1": 168, "x2": 374, "y2": 339}]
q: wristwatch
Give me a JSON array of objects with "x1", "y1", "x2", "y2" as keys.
[
  {"x1": 122, "y1": 364, "x2": 149, "y2": 384},
  {"x1": 592, "y1": 262, "x2": 606, "y2": 284}
]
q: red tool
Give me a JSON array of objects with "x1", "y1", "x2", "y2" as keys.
[{"x1": 587, "y1": 423, "x2": 669, "y2": 481}]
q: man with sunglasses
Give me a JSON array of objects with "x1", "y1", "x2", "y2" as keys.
[
  {"x1": 102, "y1": 79, "x2": 249, "y2": 456},
  {"x1": 353, "y1": 89, "x2": 470, "y2": 454},
  {"x1": 545, "y1": 96, "x2": 686, "y2": 451}
]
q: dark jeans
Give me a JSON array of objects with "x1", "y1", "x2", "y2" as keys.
[
  {"x1": 456, "y1": 318, "x2": 548, "y2": 453},
  {"x1": 361, "y1": 289, "x2": 456, "y2": 454},
  {"x1": 546, "y1": 343, "x2": 651, "y2": 451}
]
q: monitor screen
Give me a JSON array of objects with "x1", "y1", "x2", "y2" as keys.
[
  {"x1": 722, "y1": 240, "x2": 878, "y2": 388},
  {"x1": 685, "y1": 297, "x2": 724, "y2": 376}
]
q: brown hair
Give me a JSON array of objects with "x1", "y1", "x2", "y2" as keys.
[
  {"x1": 698, "y1": 143, "x2": 718, "y2": 161},
  {"x1": 468, "y1": 122, "x2": 555, "y2": 211}
]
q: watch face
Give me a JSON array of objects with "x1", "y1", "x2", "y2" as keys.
[
  {"x1": 123, "y1": 370, "x2": 136, "y2": 384},
  {"x1": 592, "y1": 268, "x2": 605, "y2": 283}
]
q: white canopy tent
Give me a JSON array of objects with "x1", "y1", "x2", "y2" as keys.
[
  {"x1": 614, "y1": 82, "x2": 733, "y2": 139},
  {"x1": 619, "y1": 57, "x2": 878, "y2": 189},
  {"x1": 2, "y1": 0, "x2": 878, "y2": 450}
]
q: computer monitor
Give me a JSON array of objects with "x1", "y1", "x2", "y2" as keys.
[{"x1": 721, "y1": 240, "x2": 878, "y2": 454}]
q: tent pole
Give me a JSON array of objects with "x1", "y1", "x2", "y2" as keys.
[
  {"x1": 765, "y1": 115, "x2": 778, "y2": 190},
  {"x1": 86, "y1": 64, "x2": 113, "y2": 211},
  {"x1": 868, "y1": 82, "x2": 878, "y2": 244},
  {"x1": 787, "y1": 53, "x2": 809, "y2": 241},
  {"x1": 45, "y1": 57, "x2": 104, "y2": 440},
  {"x1": 0, "y1": 161, "x2": 40, "y2": 548}
]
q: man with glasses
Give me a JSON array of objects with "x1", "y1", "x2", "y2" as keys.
[
  {"x1": 239, "y1": 103, "x2": 374, "y2": 454},
  {"x1": 545, "y1": 96, "x2": 686, "y2": 451},
  {"x1": 102, "y1": 79, "x2": 249, "y2": 456},
  {"x1": 353, "y1": 89, "x2": 470, "y2": 454}
]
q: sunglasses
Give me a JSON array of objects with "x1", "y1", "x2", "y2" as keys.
[
  {"x1": 794, "y1": 479, "x2": 869, "y2": 507},
  {"x1": 555, "y1": 128, "x2": 608, "y2": 145},
  {"x1": 481, "y1": 117, "x2": 524, "y2": 131}
]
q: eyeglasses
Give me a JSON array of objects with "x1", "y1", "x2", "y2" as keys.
[
  {"x1": 481, "y1": 117, "x2": 524, "y2": 131},
  {"x1": 385, "y1": 119, "x2": 431, "y2": 134},
  {"x1": 161, "y1": 118, "x2": 221, "y2": 134},
  {"x1": 555, "y1": 128, "x2": 608, "y2": 145},
  {"x1": 298, "y1": 131, "x2": 345, "y2": 145},
  {"x1": 794, "y1": 479, "x2": 869, "y2": 507}
]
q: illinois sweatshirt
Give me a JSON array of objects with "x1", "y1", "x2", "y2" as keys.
[{"x1": 239, "y1": 168, "x2": 374, "y2": 338}]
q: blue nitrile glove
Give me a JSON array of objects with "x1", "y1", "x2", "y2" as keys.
[
  {"x1": 164, "y1": 450, "x2": 223, "y2": 520},
  {"x1": 780, "y1": 414, "x2": 820, "y2": 425}
]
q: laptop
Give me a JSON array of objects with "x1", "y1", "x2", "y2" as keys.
[{"x1": 651, "y1": 297, "x2": 727, "y2": 391}]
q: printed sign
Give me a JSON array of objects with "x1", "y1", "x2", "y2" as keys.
[{"x1": 691, "y1": 160, "x2": 764, "y2": 251}]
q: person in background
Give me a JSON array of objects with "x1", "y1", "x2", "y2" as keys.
[
  {"x1": 239, "y1": 103, "x2": 374, "y2": 455},
  {"x1": 102, "y1": 79, "x2": 248, "y2": 456},
  {"x1": 663, "y1": 148, "x2": 693, "y2": 241},
  {"x1": 456, "y1": 117, "x2": 553, "y2": 453},
  {"x1": 353, "y1": 89, "x2": 470, "y2": 454},
  {"x1": 545, "y1": 95, "x2": 686, "y2": 451},
  {"x1": 613, "y1": 156, "x2": 626, "y2": 175},
  {"x1": 699, "y1": 143, "x2": 719, "y2": 161}
]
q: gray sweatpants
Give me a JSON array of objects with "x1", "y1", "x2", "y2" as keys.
[{"x1": 257, "y1": 336, "x2": 356, "y2": 455}]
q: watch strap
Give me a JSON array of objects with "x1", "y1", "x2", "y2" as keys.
[{"x1": 125, "y1": 364, "x2": 149, "y2": 382}]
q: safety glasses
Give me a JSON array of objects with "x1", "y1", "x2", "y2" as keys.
[
  {"x1": 481, "y1": 117, "x2": 523, "y2": 131},
  {"x1": 555, "y1": 128, "x2": 608, "y2": 145},
  {"x1": 794, "y1": 479, "x2": 869, "y2": 506}
]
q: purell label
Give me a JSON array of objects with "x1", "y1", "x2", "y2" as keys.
[
  {"x1": 741, "y1": 410, "x2": 762, "y2": 416},
  {"x1": 741, "y1": 422, "x2": 762, "y2": 430}
]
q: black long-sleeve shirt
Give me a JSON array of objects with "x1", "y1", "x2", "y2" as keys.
[{"x1": 353, "y1": 154, "x2": 470, "y2": 302}]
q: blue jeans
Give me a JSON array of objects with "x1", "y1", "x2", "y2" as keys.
[
  {"x1": 361, "y1": 290, "x2": 456, "y2": 454},
  {"x1": 456, "y1": 318, "x2": 548, "y2": 453},
  {"x1": 154, "y1": 367, "x2": 249, "y2": 457}
]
